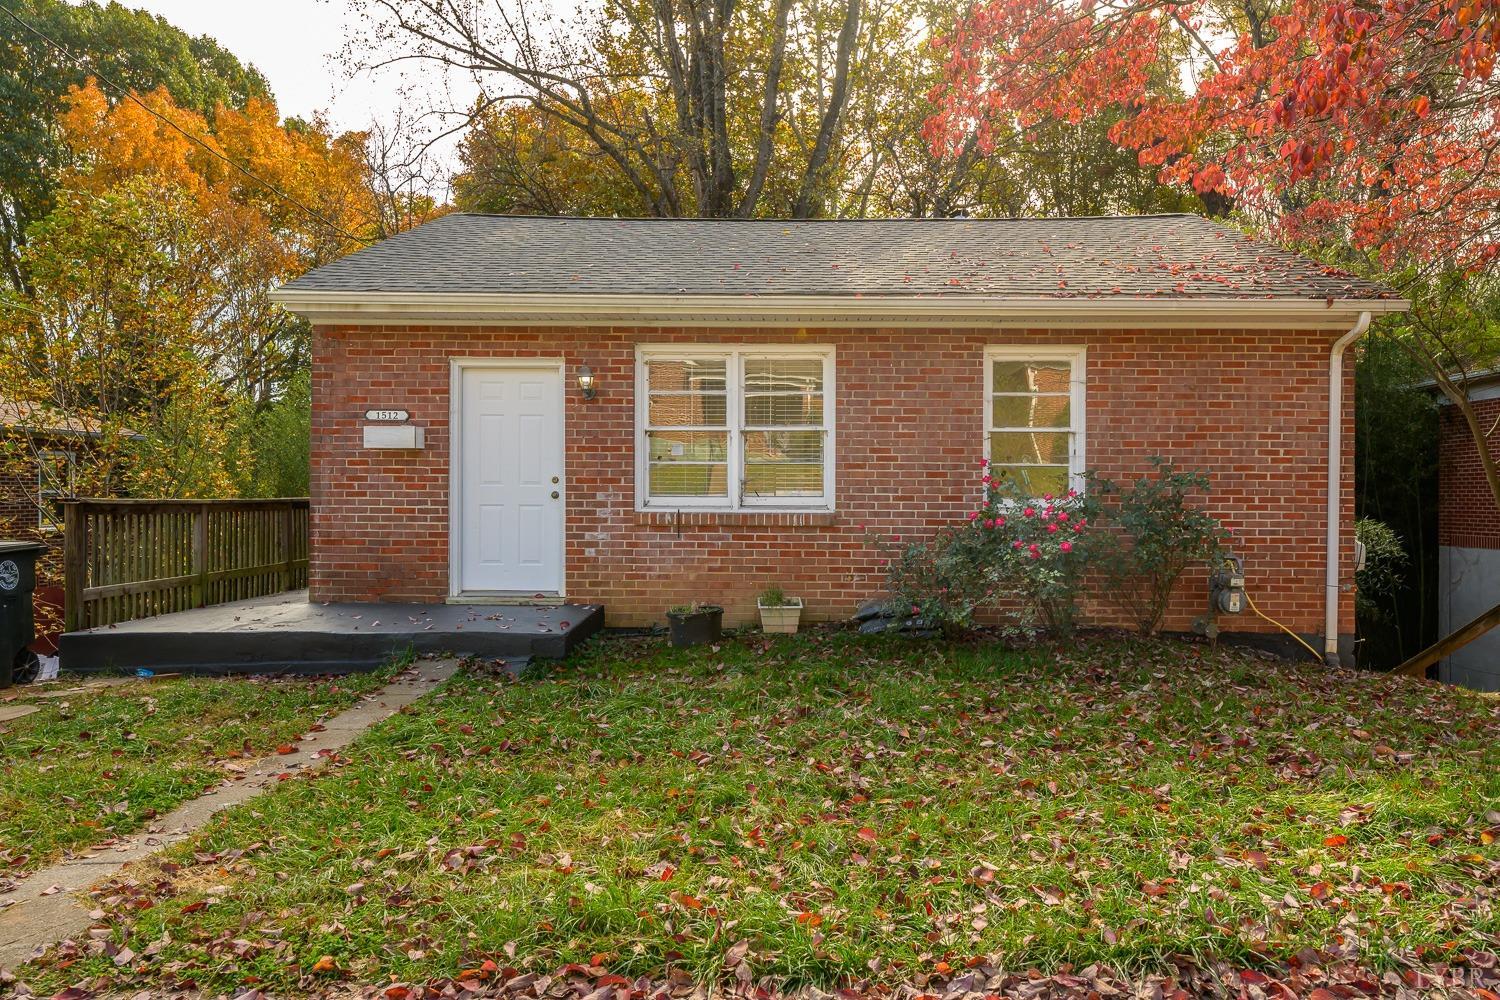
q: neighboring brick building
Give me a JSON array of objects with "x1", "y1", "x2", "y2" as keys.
[
  {"x1": 0, "y1": 401, "x2": 87, "y2": 535},
  {"x1": 272, "y1": 214, "x2": 1408, "y2": 662},
  {"x1": 0, "y1": 400, "x2": 104, "y2": 657},
  {"x1": 1436, "y1": 376, "x2": 1500, "y2": 690}
]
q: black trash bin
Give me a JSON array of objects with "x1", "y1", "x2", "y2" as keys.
[{"x1": 0, "y1": 540, "x2": 47, "y2": 688}]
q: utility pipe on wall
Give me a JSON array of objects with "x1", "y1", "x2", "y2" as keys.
[{"x1": 1326, "y1": 310, "x2": 1372, "y2": 665}]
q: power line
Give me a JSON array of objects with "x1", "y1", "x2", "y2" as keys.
[
  {"x1": 0, "y1": 291, "x2": 40, "y2": 315},
  {"x1": 0, "y1": 2, "x2": 373, "y2": 246}
]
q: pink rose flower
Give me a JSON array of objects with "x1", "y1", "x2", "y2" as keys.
[
  {"x1": 996, "y1": 517, "x2": 1005, "y2": 527},
  {"x1": 1023, "y1": 507, "x2": 1035, "y2": 518},
  {"x1": 968, "y1": 511, "x2": 979, "y2": 521},
  {"x1": 1012, "y1": 540, "x2": 1023, "y2": 550},
  {"x1": 1060, "y1": 541, "x2": 1073, "y2": 553},
  {"x1": 1047, "y1": 523, "x2": 1059, "y2": 534},
  {"x1": 1058, "y1": 513, "x2": 1069, "y2": 522}
]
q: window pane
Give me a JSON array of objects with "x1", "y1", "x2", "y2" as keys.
[
  {"x1": 650, "y1": 463, "x2": 728, "y2": 497},
  {"x1": 992, "y1": 360, "x2": 1071, "y2": 394},
  {"x1": 648, "y1": 359, "x2": 727, "y2": 393},
  {"x1": 992, "y1": 394, "x2": 1070, "y2": 429},
  {"x1": 990, "y1": 465, "x2": 1070, "y2": 496},
  {"x1": 744, "y1": 358, "x2": 824, "y2": 394},
  {"x1": 744, "y1": 430, "x2": 824, "y2": 497},
  {"x1": 990, "y1": 431, "x2": 1071, "y2": 465},
  {"x1": 648, "y1": 431, "x2": 729, "y2": 498},
  {"x1": 745, "y1": 393, "x2": 822, "y2": 427},
  {"x1": 649, "y1": 392, "x2": 727, "y2": 427},
  {"x1": 648, "y1": 430, "x2": 727, "y2": 463}
]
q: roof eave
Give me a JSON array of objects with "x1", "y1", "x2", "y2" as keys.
[{"x1": 268, "y1": 289, "x2": 1411, "y2": 330}]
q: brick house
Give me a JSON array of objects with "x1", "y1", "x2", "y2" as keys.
[
  {"x1": 1436, "y1": 374, "x2": 1500, "y2": 690},
  {"x1": 0, "y1": 400, "x2": 91, "y2": 535},
  {"x1": 0, "y1": 400, "x2": 112, "y2": 656},
  {"x1": 271, "y1": 214, "x2": 1407, "y2": 662}
]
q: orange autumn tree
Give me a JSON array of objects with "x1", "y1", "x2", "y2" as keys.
[
  {"x1": 926, "y1": 0, "x2": 1500, "y2": 504},
  {"x1": 56, "y1": 80, "x2": 376, "y2": 393},
  {"x1": 1, "y1": 80, "x2": 381, "y2": 500}
]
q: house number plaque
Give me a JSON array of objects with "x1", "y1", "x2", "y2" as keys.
[{"x1": 364, "y1": 409, "x2": 409, "y2": 422}]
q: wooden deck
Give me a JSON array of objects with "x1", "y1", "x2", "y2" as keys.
[{"x1": 57, "y1": 590, "x2": 604, "y2": 675}]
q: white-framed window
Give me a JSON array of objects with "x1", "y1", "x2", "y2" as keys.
[
  {"x1": 983, "y1": 346, "x2": 1086, "y2": 497},
  {"x1": 37, "y1": 449, "x2": 76, "y2": 533},
  {"x1": 636, "y1": 345, "x2": 835, "y2": 510}
]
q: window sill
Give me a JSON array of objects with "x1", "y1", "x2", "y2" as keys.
[{"x1": 633, "y1": 508, "x2": 838, "y2": 528}]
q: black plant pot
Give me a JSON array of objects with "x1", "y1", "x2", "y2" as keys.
[{"x1": 667, "y1": 606, "x2": 723, "y2": 648}]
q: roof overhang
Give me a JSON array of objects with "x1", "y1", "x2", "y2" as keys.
[
  {"x1": 1418, "y1": 368, "x2": 1500, "y2": 404},
  {"x1": 268, "y1": 289, "x2": 1410, "y2": 330}
]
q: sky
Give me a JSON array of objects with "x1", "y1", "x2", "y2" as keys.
[{"x1": 101, "y1": 0, "x2": 478, "y2": 147}]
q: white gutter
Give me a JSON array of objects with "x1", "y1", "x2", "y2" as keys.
[
  {"x1": 268, "y1": 288, "x2": 1410, "y2": 330},
  {"x1": 1325, "y1": 310, "x2": 1371, "y2": 665}
]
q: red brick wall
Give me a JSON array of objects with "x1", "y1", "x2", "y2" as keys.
[
  {"x1": 1438, "y1": 394, "x2": 1500, "y2": 549},
  {"x1": 0, "y1": 462, "x2": 38, "y2": 532},
  {"x1": 310, "y1": 325, "x2": 1355, "y2": 639}
]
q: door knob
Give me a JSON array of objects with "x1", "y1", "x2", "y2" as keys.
[
  {"x1": 551, "y1": 490, "x2": 560, "y2": 499},
  {"x1": 551, "y1": 476, "x2": 559, "y2": 484}
]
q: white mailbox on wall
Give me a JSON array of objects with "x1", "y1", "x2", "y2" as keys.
[{"x1": 362, "y1": 409, "x2": 423, "y2": 449}]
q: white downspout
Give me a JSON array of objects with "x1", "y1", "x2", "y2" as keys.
[{"x1": 1325, "y1": 310, "x2": 1372, "y2": 665}]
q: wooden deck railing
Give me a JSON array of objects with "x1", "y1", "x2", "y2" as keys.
[{"x1": 62, "y1": 498, "x2": 309, "y2": 632}]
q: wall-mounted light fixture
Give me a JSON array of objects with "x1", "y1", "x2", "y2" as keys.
[{"x1": 577, "y1": 365, "x2": 597, "y2": 400}]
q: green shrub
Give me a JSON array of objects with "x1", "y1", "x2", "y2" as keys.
[
  {"x1": 878, "y1": 526, "x2": 991, "y2": 634},
  {"x1": 1354, "y1": 518, "x2": 1407, "y2": 625},
  {"x1": 1090, "y1": 458, "x2": 1230, "y2": 635},
  {"x1": 229, "y1": 370, "x2": 311, "y2": 498}
]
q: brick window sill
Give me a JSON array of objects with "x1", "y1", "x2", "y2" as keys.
[{"x1": 633, "y1": 509, "x2": 838, "y2": 528}]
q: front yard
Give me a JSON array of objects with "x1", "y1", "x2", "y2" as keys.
[
  {"x1": 0, "y1": 667, "x2": 396, "y2": 878},
  {"x1": 11, "y1": 634, "x2": 1500, "y2": 997}
]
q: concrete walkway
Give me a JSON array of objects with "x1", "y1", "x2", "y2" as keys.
[
  {"x1": 0, "y1": 658, "x2": 458, "y2": 971},
  {"x1": 0, "y1": 704, "x2": 38, "y2": 724}
]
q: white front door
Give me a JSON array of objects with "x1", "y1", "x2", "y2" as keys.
[{"x1": 456, "y1": 365, "x2": 565, "y2": 594}]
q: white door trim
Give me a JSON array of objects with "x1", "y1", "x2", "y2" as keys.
[{"x1": 448, "y1": 357, "x2": 567, "y2": 598}]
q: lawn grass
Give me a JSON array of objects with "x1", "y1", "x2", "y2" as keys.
[
  {"x1": 15, "y1": 633, "x2": 1499, "y2": 996},
  {"x1": 0, "y1": 663, "x2": 399, "y2": 877}
]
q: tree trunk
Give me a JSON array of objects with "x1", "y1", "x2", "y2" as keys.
[{"x1": 790, "y1": 0, "x2": 862, "y2": 218}]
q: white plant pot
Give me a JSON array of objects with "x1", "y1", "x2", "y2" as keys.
[{"x1": 757, "y1": 598, "x2": 803, "y2": 634}]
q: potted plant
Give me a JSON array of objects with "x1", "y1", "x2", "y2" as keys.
[
  {"x1": 757, "y1": 586, "x2": 803, "y2": 634},
  {"x1": 666, "y1": 602, "x2": 723, "y2": 648}
]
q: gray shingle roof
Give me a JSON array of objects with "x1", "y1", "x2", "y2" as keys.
[{"x1": 281, "y1": 213, "x2": 1397, "y2": 301}]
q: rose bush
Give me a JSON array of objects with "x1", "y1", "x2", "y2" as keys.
[
  {"x1": 967, "y1": 462, "x2": 1099, "y2": 636},
  {"x1": 875, "y1": 460, "x2": 1099, "y2": 636}
]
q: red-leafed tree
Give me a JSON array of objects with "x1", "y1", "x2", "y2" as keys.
[
  {"x1": 928, "y1": 0, "x2": 1500, "y2": 516},
  {"x1": 927, "y1": 0, "x2": 1498, "y2": 273}
]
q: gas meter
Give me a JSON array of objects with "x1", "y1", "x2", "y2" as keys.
[{"x1": 1210, "y1": 556, "x2": 1246, "y2": 615}]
